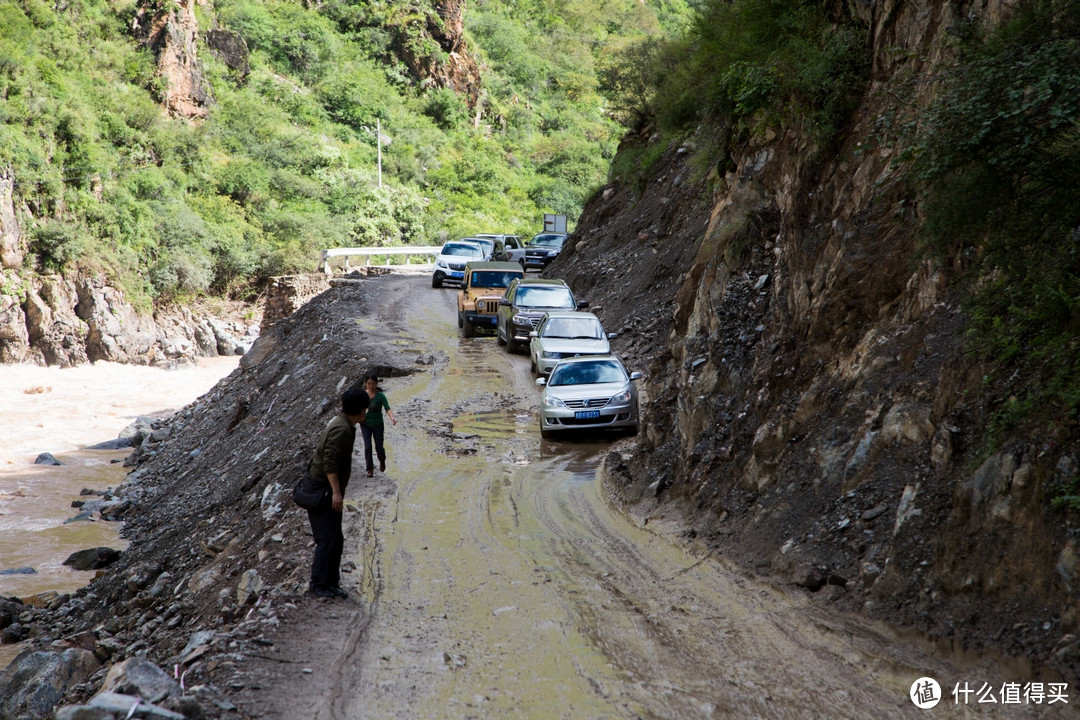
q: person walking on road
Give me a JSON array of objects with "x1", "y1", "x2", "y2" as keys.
[
  {"x1": 362, "y1": 374, "x2": 397, "y2": 478},
  {"x1": 305, "y1": 387, "x2": 367, "y2": 599}
]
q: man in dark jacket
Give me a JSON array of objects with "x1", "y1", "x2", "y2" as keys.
[{"x1": 305, "y1": 387, "x2": 367, "y2": 598}]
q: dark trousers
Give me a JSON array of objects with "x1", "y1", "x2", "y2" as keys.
[
  {"x1": 361, "y1": 424, "x2": 385, "y2": 471},
  {"x1": 307, "y1": 504, "x2": 343, "y2": 590}
]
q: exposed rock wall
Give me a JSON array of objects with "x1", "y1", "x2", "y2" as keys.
[
  {"x1": 133, "y1": 0, "x2": 211, "y2": 120},
  {"x1": 554, "y1": 0, "x2": 1079, "y2": 677},
  {"x1": 397, "y1": 0, "x2": 483, "y2": 109},
  {"x1": 0, "y1": 271, "x2": 259, "y2": 367},
  {"x1": 1, "y1": 170, "x2": 24, "y2": 269},
  {"x1": 261, "y1": 274, "x2": 331, "y2": 331}
]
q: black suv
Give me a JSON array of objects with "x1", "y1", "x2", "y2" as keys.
[
  {"x1": 523, "y1": 232, "x2": 568, "y2": 270},
  {"x1": 497, "y1": 278, "x2": 586, "y2": 353}
]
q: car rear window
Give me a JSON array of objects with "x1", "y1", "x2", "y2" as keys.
[
  {"x1": 514, "y1": 286, "x2": 574, "y2": 308},
  {"x1": 443, "y1": 243, "x2": 483, "y2": 257},
  {"x1": 471, "y1": 271, "x2": 520, "y2": 288},
  {"x1": 549, "y1": 360, "x2": 625, "y2": 386},
  {"x1": 542, "y1": 317, "x2": 603, "y2": 339}
]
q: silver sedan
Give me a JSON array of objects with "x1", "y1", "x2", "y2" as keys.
[
  {"x1": 528, "y1": 311, "x2": 616, "y2": 376},
  {"x1": 536, "y1": 356, "x2": 641, "y2": 439}
]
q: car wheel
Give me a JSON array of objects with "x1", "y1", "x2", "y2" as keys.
[
  {"x1": 432, "y1": 275, "x2": 442, "y2": 289},
  {"x1": 457, "y1": 310, "x2": 463, "y2": 328},
  {"x1": 530, "y1": 355, "x2": 536, "y2": 374},
  {"x1": 540, "y1": 424, "x2": 554, "y2": 440},
  {"x1": 506, "y1": 333, "x2": 518, "y2": 354},
  {"x1": 497, "y1": 321, "x2": 506, "y2": 346},
  {"x1": 626, "y1": 422, "x2": 639, "y2": 437},
  {"x1": 463, "y1": 317, "x2": 475, "y2": 338}
]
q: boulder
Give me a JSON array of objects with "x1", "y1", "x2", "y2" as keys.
[
  {"x1": 63, "y1": 547, "x2": 122, "y2": 571},
  {"x1": 236, "y1": 569, "x2": 263, "y2": 606},
  {"x1": 791, "y1": 563, "x2": 827, "y2": 591},
  {"x1": 34, "y1": 452, "x2": 63, "y2": 466},
  {"x1": 118, "y1": 417, "x2": 155, "y2": 446},
  {"x1": 54, "y1": 705, "x2": 116, "y2": 720},
  {"x1": 99, "y1": 657, "x2": 180, "y2": 705},
  {"x1": 207, "y1": 318, "x2": 244, "y2": 355},
  {"x1": 0, "y1": 597, "x2": 24, "y2": 628},
  {"x1": 86, "y1": 437, "x2": 133, "y2": 450},
  {"x1": 88, "y1": 691, "x2": 186, "y2": 719},
  {"x1": 0, "y1": 647, "x2": 100, "y2": 720},
  {"x1": 0, "y1": 567, "x2": 36, "y2": 576}
]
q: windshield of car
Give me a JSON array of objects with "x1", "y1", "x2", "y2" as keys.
[
  {"x1": 542, "y1": 317, "x2": 603, "y2": 339},
  {"x1": 549, "y1": 359, "x2": 625, "y2": 386},
  {"x1": 528, "y1": 234, "x2": 566, "y2": 248},
  {"x1": 470, "y1": 271, "x2": 520, "y2": 289},
  {"x1": 514, "y1": 286, "x2": 575, "y2": 309},
  {"x1": 443, "y1": 243, "x2": 483, "y2": 257}
]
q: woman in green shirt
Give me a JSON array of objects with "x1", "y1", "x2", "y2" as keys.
[{"x1": 362, "y1": 374, "x2": 397, "y2": 477}]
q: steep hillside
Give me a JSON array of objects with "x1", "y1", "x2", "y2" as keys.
[
  {"x1": 0, "y1": 0, "x2": 688, "y2": 363},
  {"x1": 551, "y1": 1, "x2": 1080, "y2": 680}
]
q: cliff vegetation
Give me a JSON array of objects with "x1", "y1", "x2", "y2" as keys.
[{"x1": 0, "y1": 0, "x2": 691, "y2": 306}]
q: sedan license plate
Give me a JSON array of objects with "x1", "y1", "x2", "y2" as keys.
[
  {"x1": 449, "y1": 271, "x2": 464, "y2": 279},
  {"x1": 526, "y1": 259, "x2": 543, "y2": 265},
  {"x1": 575, "y1": 410, "x2": 600, "y2": 420}
]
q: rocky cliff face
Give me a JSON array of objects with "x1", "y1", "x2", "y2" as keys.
[
  {"x1": 0, "y1": 271, "x2": 259, "y2": 367},
  {"x1": 133, "y1": 0, "x2": 212, "y2": 120},
  {"x1": 396, "y1": 0, "x2": 483, "y2": 110},
  {"x1": 552, "y1": 0, "x2": 1080, "y2": 677}
]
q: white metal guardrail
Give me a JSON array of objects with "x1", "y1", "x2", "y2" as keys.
[{"x1": 318, "y1": 246, "x2": 443, "y2": 274}]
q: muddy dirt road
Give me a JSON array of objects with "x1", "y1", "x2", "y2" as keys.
[{"x1": 237, "y1": 276, "x2": 1058, "y2": 720}]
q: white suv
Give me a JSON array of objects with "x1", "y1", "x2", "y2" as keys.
[{"x1": 432, "y1": 240, "x2": 484, "y2": 288}]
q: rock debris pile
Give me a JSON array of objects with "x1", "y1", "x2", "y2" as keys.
[{"x1": 0, "y1": 277, "x2": 425, "y2": 720}]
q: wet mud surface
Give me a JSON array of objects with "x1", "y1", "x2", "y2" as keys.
[{"x1": 229, "y1": 277, "x2": 1063, "y2": 719}]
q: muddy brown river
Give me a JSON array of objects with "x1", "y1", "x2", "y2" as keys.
[
  {"x1": 0, "y1": 357, "x2": 239, "y2": 669},
  {"x1": 241, "y1": 276, "x2": 1063, "y2": 720}
]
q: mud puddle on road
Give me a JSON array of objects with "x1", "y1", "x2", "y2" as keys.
[{"x1": 452, "y1": 409, "x2": 534, "y2": 439}]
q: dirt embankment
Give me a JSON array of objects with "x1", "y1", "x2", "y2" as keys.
[
  {"x1": 546, "y1": 4, "x2": 1080, "y2": 687},
  {"x1": 0, "y1": 274, "x2": 428, "y2": 718}
]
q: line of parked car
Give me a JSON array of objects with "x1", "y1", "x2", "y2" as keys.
[
  {"x1": 433, "y1": 233, "x2": 641, "y2": 440},
  {"x1": 430, "y1": 232, "x2": 569, "y2": 288}
]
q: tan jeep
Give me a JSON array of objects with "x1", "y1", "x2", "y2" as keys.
[{"x1": 457, "y1": 261, "x2": 525, "y2": 338}]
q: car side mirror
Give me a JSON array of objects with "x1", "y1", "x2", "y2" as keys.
[
  {"x1": 499, "y1": 298, "x2": 511, "y2": 307},
  {"x1": 577, "y1": 300, "x2": 589, "y2": 309},
  {"x1": 535, "y1": 377, "x2": 547, "y2": 386},
  {"x1": 607, "y1": 332, "x2": 618, "y2": 340},
  {"x1": 529, "y1": 331, "x2": 538, "y2": 338},
  {"x1": 629, "y1": 372, "x2": 642, "y2": 381}
]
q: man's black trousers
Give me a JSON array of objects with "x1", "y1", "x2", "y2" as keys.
[{"x1": 307, "y1": 505, "x2": 344, "y2": 590}]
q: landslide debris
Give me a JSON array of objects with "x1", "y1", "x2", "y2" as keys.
[{"x1": 0, "y1": 275, "x2": 433, "y2": 719}]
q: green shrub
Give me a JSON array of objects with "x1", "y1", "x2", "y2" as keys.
[
  {"x1": 423, "y1": 87, "x2": 469, "y2": 130},
  {"x1": 30, "y1": 221, "x2": 88, "y2": 272},
  {"x1": 908, "y1": 1, "x2": 1080, "y2": 456},
  {"x1": 644, "y1": 0, "x2": 869, "y2": 150}
]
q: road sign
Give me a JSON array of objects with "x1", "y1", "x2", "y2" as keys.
[{"x1": 543, "y1": 214, "x2": 567, "y2": 234}]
